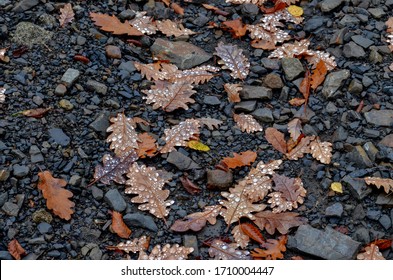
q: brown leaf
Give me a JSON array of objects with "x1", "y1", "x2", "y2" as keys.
[
  {"x1": 386, "y1": 17, "x2": 393, "y2": 33},
  {"x1": 260, "y1": 1, "x2": 287, "y2": 13},
  {"x1": 232, "y1": 225, "x2": 250, "y2": 248},
  {"x1": 8, "y1": 239, "x2": 26, "y2": 260},
  {"x1": 364, "y1": 177, "x2": 393, "y2": 194},
  {"x1": 288, "y1": 97, "x2": 306, "y2": 106},
  {"x1": 251, "y1": 235, "x2": 287, "y2": 260},
  {"x1": 59, "y1": 3, "x2": 75, "y2": 27},
  {"x1": 179, "y1": 175, "x2": 201, "y2": 195},
  {"x1": 286, "y1": 135, "x2": 314, "y2": 160},
  {"x1": 370, "y1": 239, "x2": 393, "y2": 250},
  {"x1": 171, "y1": 3, "x2": 184, "y2": 15},
  {"x1": 310, "y1": 60, "x2": 328, "y2": 90},
  {"x1": 222, "y1": 18, "x2": 247, "y2": 38},
  {"x1": 240, "y1": 222, "x2": 265, "y2": 244},
  {"x1": 287, "y1": 118, "x2": 302, "y2": 141},
  {"x1": 269, "y1": 175, "x2": 306, "y2": 212},
  {"x1": 198, "y1": 117, "x2": 223, "y2": 130},
  {"x1": 299, "y1": 70, "x2": 311, "y2": 105},
  {"x1": 357, "y1": 244, "x2": 385, "y2": 260},
  {"x1": 12, "y1": 46, "x2": 29, "y2": 58},
  {"x1": 309, "y1": 137, "x2": 333, "y2": 164},
  {"x1": 73, "y1": 54, "x2": 90, "y2": 64},
  {"x1": 233, "y1": 113, "x2": 263, "y2": 133},
  {"x1": 208, "y1": 240, "x2": 251, "y2": 260},
  {"x1": 107, "y1": 236, "x2": 150, "y2": 253},
  {"x1": 156, "y1": 19, "x2": 196, "y2": 37},
  {"x1": 250, "y1": 39, "x2": 276, "y2": 50},
  {"x1": 202, "y1": 3, "x2": 230, "y2": 16},
  {"x1": 136, "y1": 133, "x2": 157, "y2": 158},
  {"x1": 129, "y1": 11, "x2": 157, "y2": 35},
  {"x1": 160, "y1": 119, "x2": 200, "y2": 153},
  {"x1": 139, "y1": 244, "x2": 194, "y2": 260},
  {"x1": 21, "y1": 108, "x2": 51, "y2": 118},
  {"x1": 265, "y1": 127, "x2": 287, "y2": 154},
  {"x1": 224, "y1": 83, "x2": 242, "y2": 102},
  {"x1": 254, "y1": 211, "x2": 307, "y2": 235},
  {"x1": 111, "y1": 211, "x2": 132, "y2": 239},
  {"x1": 221, "y1": 150, "x2": 257, "y2": 169},
  {"x1": 90, "y1": 13, "x2": 143, "y2": 36},
  {"x1": 215, "y1": 42, "x2": 250, "y2": 80},
  {"x1": 170, "y1": 205, "x2": 221, "y2": 232},
  {"x1": 126, "y1": 163, "x2": 174, "y2": 220},
  {"x1": 37, "y1": 171, "x2": 74, "y2": 220}
]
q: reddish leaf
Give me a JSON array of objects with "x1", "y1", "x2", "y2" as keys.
[
  {"x1": 171, "y1": 3, "x2": 184, "y2": 15},
  {"x1": 170, "y1": 205, "x2": 221, "y2": 232},
  {"x1": 310, "y1": 60, "x2": 327, "y2": 90},
  {"x1": 251, "y1": 235, "x2": 287, "y2": 260},
  {"x1": 299, "y1": 70, "x2": 311, "y2": 105},
  {"x1": 136, "y1": 133, "x2": 157, "y2": 158},
  {"x1": 179, "y1": 175, "x2": 201, "y2": 194},
  {"x1": 21, "y1": 108, "x2": 51, "y2": 118},
  {"x1": 370, "y1": 239, "x2": 393, "y2": 250},
  {"x1": 240, "y1": 223, "x2": 265, "y2": 245},
  {"x1": 73, "y1": 54, "x2": 90, "y2": 64},
  {"x1": 12, "y1": 46, "x2": 29, "y2": 58},
  {"x1": 90, "y1": 13, "x2": 143, "y2": 36},
  {"x1": 260, "y1": 1, "x2": 287, "y2": 14},
  {"x1": 222, "y1": 18, "x2": 247, "y2": 38},
  {"x1": 8, "y1": 239, "x2": 26, "y2": 260},
  {"x1": 111, "y1": 211, "x2": 132, "y2": 239},
  {"x1": 287, "y1": 133, "x2": 305, "y2": 153},
  {"x1": 265, "y1": 127, "x2": 287, "y2": 154},
  {"x1": 254, "y1": 211, "x2": 306, "y2": 235},
  {"x1": 221, "y1": 150, "x2": 257, "y2": 169}
]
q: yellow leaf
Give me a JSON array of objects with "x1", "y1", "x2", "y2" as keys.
[
  {"x1": 187, "y1": 140, "x2": 210, "y2": 152},
  {"x1": 288, "y1": 5, "x2": 303, "y2": 17},
  {"x1": 331, "y1": 182, "x2": 343, "y2": 193}
]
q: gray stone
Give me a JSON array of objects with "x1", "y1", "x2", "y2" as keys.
[
  {"x1": 76, "y1": 36, "x2": 86, "y2": 45},
  {"x1": 379, "y1": 214, "x2": 391, "y2": 230},
  {"x1": 362, "y1": 76, "x2": 373, "y2": 87},
  {"x1": 119, "y1": 61, "x2": 136, "y2": 73},
  {"x1": 12, "y1": 0, "x2": 39, "y2": 12},
  {"x1": 320, "y1": 0, "x2": 343, "y2": 12},
  {"x1": 80, "y1": 227, "x2": 101, "y2": 242},
  {"x1": 368, "y1": 8, "x2": 385, "y2": 18},
  {"x1": 0, "y1": 140, "x2": 7, "y2": 151},
  {"x1": 234, "y1": 101, "x2": 257, "y2": 112},
  {"x1": 351, "y1": 35, "x2": 374, "y2": 48},
  {"x1": 241, "y1": 3, "x2": 259, "y2": 16},
  {"x1": 352, "y1": 204, "x2": 366, "y2": 221},
  {"x1": 322, "y1": 70, "x2": 350, "y2": 99},
  {"x1": 105, "y1": 45, "x2": 121, "y2": 59},
  {"x1": 183, "y1": 235, "x2": 199, "y2": 256},
  {"x1": 294, "y1": 106, "x2": 315, "y2": 123},
  {"x1": 0, "y1": 251, "x2": 13, "y2": 260},
  {"x1": 326, "y1": 102, "x2": 338, "y2": 114},
  {"x1": 28, "y1": 236, "x2": 46, "y2": 245},
  {"x1": 304, "y1": 16, "x2": 326, "y2": 32},
  {"x1": 353, "y1": 227, "x2": 370, "y2": 243},
  {"x1": 81, "y1": 243, "x2": 102, "y2": 260},
  {"x1": 91, "y1": 186, "x2": 103, "y2": 200},
  {"x1": 12, "y1": 22, "x2": 53, "y2": 47},
  {"x1": 203, "y1": 96, "x2": 221, "y2": 105},
  {"x1": 369, "y1": 49, "x2": 383, "y2": 63},
  {"x1": 69, "y1": 175, "x2": 82, "y2": 186},
  {"x1": 86, "y1": 80, "x2": 108, "y2": 95},
  {"x1": 347, "y1": 146, "x2": 373, "y2": 168},
  {"x1": 37, "y1": 222, "x2": 53, "y2": 234},
  {"x1": 48, "y1": 128, "x2": 70, "y2": 146},
  {"x1": 104, "y1": 189, "x2": 127, "y2": 212},
  {"x1": 0, "y1": 192, "x2": 7, "y2": 208},
  {"x1": 240, "y1": 86, "x2": 272, "y2": 100},
  {"x1": 363, "y1": 142, "x2": 378, "y2": 161},
  {"x1": 61, "y1": 68, "x2": 80, "y2": 87},
  {"x1": 123, "y1": 213, "x2": 158, "y2": 232},
  {"x1": 343, "y1": 42, "x2": 366, "y2": 58},
  {"x1": 207, "y1": 169, "x2": 233, "y2": 190},
  {"x1": 364, "y1": 110, "x2": 393, "y2": 127},
  {"x1": 151, "y1": 38, "x2": 212, "y2": 69},
  {"x1": 261, "y1": 58, "x2": 280, "y2": 69},
  {"x1": 54, "y1": 84, "x2": 67, "y2": 96},
  {"x1": 118, "y1": 9, "x2": 136, "y2": 20},
  {"x1": 348, "y1": 79, "x2": 363, "y2": 94},
  {"x1": 281, "y1": 58, "x2": 304, "y2": 81},
  {"x1": 339, "y1": 15, "x2": 360, "y2": 26},
  {"x1": 13, "y1": 164, "x2": 29, "y2": 178},
  {"x1": 330, "y1": 28, "x2": 347, "y2": 45},
  {"x1": 366, "y1": 209, "x2": 381, "y2": 221},
  {"x1": 325, "y1": 203, "x2": 344, "y2": 217},
  {"x1": 2, "y1": 202, "x2": 20, "y2": 216},
  {"x1": 89, "y1": 111, "x2": 110, "y2": 137},
  {"x1": 376, "y1": 193, "x2": 393, "y2": 206},
  {"x1": 342, "y1": 175, "x2": 372, "y2": 200},
  {"x1": 251, "y1": 108, "x2": 274, "y2": 123},
  {"x1": 29, "y1": 145, "x2": 44, "y2": 163},
  {"x1": 287, "y1": 225, "x2": 361, "y2": 259},
  {"x1": 167, "y1": 150, "x2": 200, "y2": 170}
]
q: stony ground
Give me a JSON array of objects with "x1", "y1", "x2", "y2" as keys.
[{"x1": 0, "y1": 0, "x2": 393, "y2": 260}]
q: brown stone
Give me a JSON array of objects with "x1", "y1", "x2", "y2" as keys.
[
  {"x1": 207, "y1": 169, "x2": 233, "y2": 190},
  {"x1": 105, "y1": 45, "x2": 121, "y2": 59},
  {"x1": 379, "y1": 134, "x2": 393, "y2": 148},
  {"x1": 263, "y1": 73, "x2": 284, "y2": 89}
]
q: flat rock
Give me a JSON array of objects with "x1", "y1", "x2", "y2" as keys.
[
  {"x1": 234, "y1": 101, "x2": 257, "y2": 112},
  {"x1": 368, "y1": 8, "x2": 385, "y2": 19},
  {"x1": 91, "y1": 186, "x2": 103, "y2": 201},
  {"x1": 104, "y1": 189, "x2": 127, "y2": 212},
  {"x1": 304, "y1": 16, "x2": 327, "y2": 32},
  {"x1": 322, "y1": 70, "x2": 350, "y2": 99},
  {"x1": 379, "y1": 134, "x2": 393, "y2": 148},
  {"x1": 105, "y1": 45, "x2": 121, "y2": 59},
  {"x1": 151, "y1": 38, "x2": 212, "y2": 69},
  {"x1": 207, "y1": 169, "x2": 233, "y2": 190},
  {"x1": 13, "y1": 164, "x2": 29, "y2": 178},
  {"x1": 351, "y1": 35, "x2": 374, "y2": 49},
  {"x1": 123, "y1": 213, "x2": 158, "y2": 232},
  {"x1": 183, "y1": 235, "x2": 199, "y2": 256},
  {"x1": 12, "y1": 22, "x2": 53, "y2": 47},
  {"x1": 12, "y1": 0, "x2": 39, "y2": 12},
  {"x1": 203, "y1": 96, "x2": 220, "y2": 105},
  {"x1": 240, "y1": 86, "x2": 272, "y2": 100},
  {"x1": 342, "y1": 175, "x2": 372, "y2": 200},
  {"x1": 287, "y1": 225, "x2": 361, "y2": 259},
  {"x1": 167, "y1": 150, "x2": 200, "y2": 170},
  {"x1": 353, "y1": 227, "x2": 370, "y2": 243},
  {"x1": 29, "y1": 145, "x2": 44, "y2": 163},
  {"x1": 61, "y1": 68, "x2": 80, "y2": 87},
  {"x1": 364, "y1": 110, "x2": 393, "y2": 127},
  {"x1": 89, "y1": 111, "x2": 110, "y2": 137},
  {"x1": 325, "y1": 202, "x2": 344, "y2": 217},
  {"x1": 281, "y1": 58, "x2": 304, "y2": 81},
  {"x1": 86, "y1": 80, "x2": 108, "y2": 95},
  {"x1": 343, "y1": 42, "x2": 366, "y2": 58},
  {"x1": 320, "y1": 0, "x2": 343, "y2": 12},
  {"x1": 347, "y1": 145, "x2": 373, "y2": 168},
  {"x1": 379, "y1": 214, "x2": 391, "y2": 230},
  {"x1": 376, "y1": 193, "x2": 393, "y2": 206},
  {"x1": 48, "y1": 128, "x2": 70, "y2": 146},
  {"x1": 251, "y1": 108, "x2": 274, "y2": 123},
  {"x1": 2, "y1": 202, "x2": 20, "y2": 216},
  {"x1": 119, "y1": 61, "x2": 136, "y2": 73}
]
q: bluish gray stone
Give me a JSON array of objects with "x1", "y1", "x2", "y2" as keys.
[
  {"x1": 364, "y1": 110, "x2": 393, "y2": 127},
  {"x1": 251, "y1": 108, "x2": 274, "y2": 123},
  {"x1": 29, "y1": 145, "x2": 44, "y2": 163},
  {"x1": 61, "y1": 68, "x2": 80, "y2": 87},
  {"x1": 119, "y1": 61, "x2": 136, "y2": 73},
  {"x1": 234, "y1": 101, "x2": 257, "y2": 113},
  {"x1": 123, "y1": 213, "x2": 158, "y2": 232},
  {"x1": 12, "y1": 0, "x2": 39, "y2": 12},
  {"x1": 203, "y1": 96, "x2": 221, "y2": 105},
  {"x1": 1, "y1": 202, "x2": 20, "y2": 216},
  {"x1": 13, "y1": 164, "x2": 29, "y2": 178},
  {"x1": 322, "y1": 70, "x2": 350, "y2": 99},
  {"x1": 86, "y1": 80, "x2": 108, "y2": 95},
  {"x1": 240, "y1": 86, "x2": 272, "y2": 100},
  {"x1": 167, "y1": 150, "x2": 200, "y2": 170},
  {"x1": 104, "y1": 189, "x2": 127, "y2": 212},
  {"x1": 91, "y1": 186, "x2": 103, "y2": 201},
  {"x1": 353, "y1": 227, "x2": 370, "y2": 243},
  {"x1": 325, "y1": 203, "x2": 344, "y2": 217},
  {"x1": 0, "y1": 251, "x2": 13, "y2": 260},
  {"x1": 48, "y1": 128, "x2": 70, "y2": 146},
  {"x1": 89, "y1": 111, "x2": 110, "y2": 137},
  {"x1": 287, "y1": 225, "x2": 361, "y2": 259},
  {"x1": 379, "y1": 214, "x2": 391, "y2": 230},
  {"x1": 351, "y1": 35, "x2": 374, "y2": 48},
  {"x1": 320, "y1": 0, "x2": 343, "y2": 12},
  {"x1": 37, "y1": 222, "x2": 53, "y2": 234},
  {"x1": 343, "y1": 42, "x2": 366, "y2": 58},
  {"x1": 342, "y1": 175, "x2": 372, "y2": 200},
  {"x1": 366, "y1": 209, "x2": 381, "y2": 221}
]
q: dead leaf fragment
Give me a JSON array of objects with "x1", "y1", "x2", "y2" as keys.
[
  {"x1": 156, "y1": 20, "x2": 196, "y2": 37},
  {"x1": 136, "y1": 133, "x2": 157, "y2": 158},
  {"x1": 8, "y1": 239, "x2": 26, "y2": 260},
  {"x1": 222, "y1": 18, "x2": 247, "y2": 38},
  {"x1": 357, "y1": 244, "x2": 385, "y2": 260},
  {"x1": 233, "y1": 113, "x2": 263, "y2": 133},
  {"x1": 21, "y1": 108, "x2": 51, "y2": 118},
  {"x1": 240, "y1": 222, "x2": 265, "y2": 244},
  {"x1": 170, "y1": 205, "x2": 221, "y2": 232},
  {"x1": 364, "y1": 177, "x2": 393, "y2": 194},
  {"x1": 224, "y1": 83, "x2": 242, "y2": 102},
  {"x1": 111, "y1": 211, "x2": 132, "y2": 239},
  {"x1": 251, "y1": 235, "x2": 287, "y2": 260},
  {"x1": 215, "y1": 42, "x2": 250, "y2": 80},
  {"x1": 0, "y1": 47, "x2": 9, "y2": 63},
  {"x1": 221, "y1": 150, "x2": 257, "y2": 169},
  {"x1": 107, "y1": 236, "x2": 150, "y2": 253},
  {"x1": 309, "y1": 137, "x2": 332, "y2": 164},
  {"x1": 287, "y1": 118, "x2": 302, "y2": 141},
  {"x1": 90, "y1": 13, "x2": 143, "y2": 36},
  {"x1": 209, "y1": 240, "x2": 251, "y2": 260},
  {"x1": 171, "y1": 3, "x2": 184, "y2": 15},
  {"x1": 179, "y1": 175, "x2": 201, "y2": 195},
  {"x1": 265, "y1": 127, "x2": 287, "y2": 154},
  {"x1": 160, "y1": 119, "x2": 200, "y2": 153},
  {"x1": 254, "y1": 211, "x2": 306, "y2": 235},
  {"x1": 310, "y1": 60, "x2": 328, "y2": 90},
  {"x1": 59, "y1": 3, "x2": 75, "y2": 27},
  {"x1": 139, "y1": 244, "x2": 194, "y2": 260}
]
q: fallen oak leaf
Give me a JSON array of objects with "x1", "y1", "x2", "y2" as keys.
[
  {"x1": 136, "y1": 132, "x2": 157, "y2": 158},
  {"x1": 221, "y1": 150, "x2": 257, "y2": 169},
  {"x1": 310, "y1": 60, "x2": 327, "y2": 90},
  {"x1": 202, "y1": 3, "x2": 230, "y2": 16},
  {"x1": 232, "y1": 225, "x2": 250, "y2": 249},
  {"x1": 90, "y1": 12, "x2": 143, "y2": 36},
  {"x1": 171, "y1": 3, "x2": 184, "y2": 15},
  {"x1": 209, "y1": 239, "x2": 251, "y2": 260},
  {"x1": 222, "y1": 18, "x2": 247, "y2": 38},
  {"x1": 286, "y1": 135, "x2": 314, "y2": 160},
  {"x1": 364, "y1": 177, "x2": 393, "y2": 194},
  {"x1": 288, "y1": 97, "x2": 306, "y2": 106},
  {"x1": 107, "y1": 236, "x2": 150, "y2": 254},
  {"x1": 253, "y1": 211, "x2": 306, "y2": 235},
  {"x1": 111, "y1": 211, "x2": 132, "y2": 239},
  {"x1": 287, "y1": 118, "x2": 302, "y2": 141},
  {"x1": 8, "y1": 239, "x2": 26, "y2": 260},
  {"x1": 240, "y1": 222, "x2": 265, "y2": 245},
  {"x1": 198, "y1": 117, "x2": 223, "y2": 130},
  {"x1": 59, "y1": 3, "x2": 74, "y2": 27},
  {"x1": 179, "y1": 174, "x2": 201, "y2": 195},
  {"x1": 299, "y1": 69, "x2": 311, "y2": 106},
  {"x1": 357, "y1": 244, "x2": 385, "y2": 260},
  {"x1": 156, "y1": 19, "x2": 196, "y2": 37},
  {"x1": 233, "y1": 113, "x2": 263, "y2": 133},
  {"x1": 309, "y1": 137, "x2": 333, "y2": 164},
  {"x1": 224, "y1": 83, "x2": 242, "y2": 102},
  {"x1": 170, "y1": 205, "x2": 221, "y2": 232},
  {"x1": 251, "y1": 235, "x2": 287, "y2": 260},
  {"x1": 265, "y1": 127, "x2": 287, "y2": 154}
]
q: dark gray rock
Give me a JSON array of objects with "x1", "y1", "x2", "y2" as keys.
[
  {"x1": 263, "y1": 73, "x2": 284, "y2": 89},
  {"x1": 13, "y1": 164, "x2": 29, "y2": 178},
  {"x1": 203, "y1": 96, "x2": 221, "y2": 105},
  {"x1": 80, "y1": 227, "x2": 101, "y2": 242},
  {"x1": 362, "y1": 76, "x2": 373, "y2": 87},
  {"x1": 353, "y1": 227, "x2": 370, "y2": 243},
  {"x1": 342, "y1": 175, "x2": 372, "y2": 200},
  {"x1": 343, "y1": 42, "x2": 366, "y2": 58},
  {"x1": 347, "y1": 146, "x2": 373, "y2": 168},
  {"x1": 261, "y1": 58, "x2": 280, "y2": 69},
  {"x1": 81, "y1": 243, "x2": 102, "y2": 260},
  {"x1": 91, "y1": 186, "x2": 103, "y2": 201},
  {"x1": 376, "y1": 193, "x2": 393, "y2": 206},
  {"x1": 251, "y1": 108, "x2": 274, "y2": 123},
  {"x1": 48, "y1": 128, "x2": 70, "y2": 146},
  {"x1": 0, "y1": 140, "x2": 7, "y2": 151},
  {"x1": 332, "y1": 126, "x2": 348, "y2": 142},
  {"x1": 86, "y1": 80, "x2": 108, "y2": 95},
  {"x1": 151, "y1": 38, "x2": 212, "y2": 69},
  {"x1": 362, "y1": 142, "x2": 378, "y2": 162},
  {"x1": 294, "y1": 106, "x2": 315, "y2": 122},
  {"x1": 369, "y1": 49, "x2": 382, "y2": 63},
  {"x1": 104, "y1": 189, "x2": 127, "y2": 212},
  {"x1": 0, "y1": 251, "x2": 13, "y2": 260},
  {"x1": 287, "y1": 225, "x2": 361, "y2": 259},
  {"x1": 12, "y1": 0, "x2": 39, "y2": 12},
  {"x1": 379, "y1": 214, "x2": 391, "y2": 230},
  {"x1": 89, "y1": 111, "x2": 110, "y2": 137},
  {"x1": 320, "y1": 0, "x2": 343, "y2": 12},
  {"x1": 234, "y1": 101, "x2": 257, "y2": 112},
  {"x1": 60, "y1": 68, "x2": 80, "y2": 87},
  {"x1": 364, "y1": 110, "x2": 393, "y2": 127},
  {"x1": 28, "y1": 236, "x2": 46, "y2": 245},
  {"x1": 240, "y1": 86, "x2": 272, "y2": 100},
  {"x1": 339, "y1": 15, "x2": 360, "y2": 26},
  {"x1": 119, "y1": 61, "x2": 136, "y2": 73},
  {"x1": 167, "y1": 150, "x2": 200, "y2": 170},
  {"x1": 366, "y1": 209, "x2": 381, "y2": 221},
  {"x1": 118, "y1": 9, "x2": 136, "y2": 20},
  {"x1": 325, "y1": 203, "x2": 344, "y2": 217},
  {"x1": 304, "y1": 16, "x2": 326, "y2": 32},
  {"x1": 29, "y1": 145, "x2": 44, "y2": 163},
  {"x1": 348, "y1": 79, "x2": 363, "y2": 94},
  {"x1": 241, "y1": 3, "x2": 259, "y2": 16},
  {"x1": 368, "y1": 8, "x2": 385, "y2": 18},
  {"x1": 379, "y1": 134, "x2": 393, "y2": 148},
  {"x1": 183, "y1": 235, "x2": 199, "y2": 257},
  {"x1": 322, "y1": 70, "x2": 350, "y2": 99},
  {"x1": 207, "y1": 169, "x2": 233, "y2": 190},
  {"x1": 281, "y1": 58, "x2": 304, "y2": 81},
  {"x1": 351, "y1": 35, "x2": 374, "y2": 48},
  {"x1": 54, "y1": 84, "x2": 67, "y2": 96},
  {"x1": 352, "y1": 204, "x2": 366, "y2": 221},
  {"x1": 123, "y1": 213, "x2": 158, "y2": 232},
  {"x1": 2, "y1": 202, "x2": 20, "y2": 216},
  {"x1": 0, "y1": 192, "x2": 7, "y2": 208},
  {"x1": 37, "y1": 222, "x2": 53, "y2": 234}
]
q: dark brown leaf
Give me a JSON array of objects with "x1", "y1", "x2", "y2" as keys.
[
  {"x1": 111, "y1": 211, "x2": 132, "y2": 239},
  {"x1": 179, "y1": 175, "x2": 201, "y2": 194},
  {"x1": 240, "y1": 222, "x2": 265, "y2": 244},
  {"x1": 254, "y1": 211, "x2": 307, "y2": 235},
  {"x1": 170, "y1": 205, "x2": 221, "y2": 232},
  {"x1": 265, "y1": 127, "x2": 287, "y2": 154},
  {"x1": 8, "y1": 239, "x2": 26, "y2": 260}
]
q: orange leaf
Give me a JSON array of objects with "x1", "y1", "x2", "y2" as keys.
[
  {"x1": 251, "y1": 235, "x2": 287, "y2": 260},
  {"x1": 260, "y1": 1, "x2": 287, "y2": 14},
  {"x1": 240, "y1": 223, "x2": 265, "y2": 245},
  {"x1": 161, "y1": 0, "x2": 171, "y2": 6},
  {"x1": 370, "y1": 239, "x2": 393, "y2": 250},
  {"x1": 171, "y1": 3, "x2": 184, "y2": 15},
  {"x1": 37, "y1": 171, "x2": 74, "y2": 220},
  {"x1": 112, "y1": 211, "x2": 132, "y2": 239},
  {"x1": 90, "y1": 12, "x2": 143, "y2": 36},
  {"x1": 310, "y1": 60, "x2": 327, "y2": 90},
  {"x1": 288, "y1": 97, "x2": 305, "y2": 106},
  {"x1": 221, "y1": 150, "x2": 257, "y2": 169},
  {"x1": 386, "y1": 17, "x2": 393, "y2": 33},
  {"x1": 265, "y1": 127, "x2": 287, "y2": 154},
  {"x1": 137, "y1": 132, "x2": 157, "y2": 158},
  {"x1": 8, "y1": 239, "x2": 26, "y2": 260},
  {"x1": 21, "y1": 108, "x2": 51, "y2": 118},
  {"x1": 299, "y1": 70, "x2": 311, "y2": 105},
  {"x1": 222, "y1": 18, "x2": 247, "y2": 38}
]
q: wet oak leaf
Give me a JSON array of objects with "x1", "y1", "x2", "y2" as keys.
[
  {"x1": 8, "y1": 239, "x2": 26, "y2": 260},
  {"x1": 221, "y1": 150, "x2": 257, "y2": 169},
  {"x1": 129, "y1": 11, "x2": 157, "y2": 35},
  {"x1": 170, "y1": 3, "x2": 184, "y2": 15},
  {"x1": 59, "y1": 3, "x2": 74, "y2": 27},
  {"x1": 232, "y1": 225, "x2": 250, "y2": 249},
  {"x1": 137, "y1": 132, "x2": 157, "y2": 158},
  {"x1": 170, "y1": 205, "x2": 221, "y2": 232},
  {"x1": 139, "y1": 244, "x2": 193, "y2": 260},
  {"x1": 251, "y1": 235, "x2": 287, "y2": 260},
  {"x1": 233, "y1": 113, "x2": 263, "y2": 133},
  {"x1": 364, "y1": 177, "x2": 393, "y2": 194},
  {"x1": 271, "y1": 175, "x2": 306, "y2": 212},
  {"x1": 215, "y1": 42, "x2": 250, "y2": 80},
  {"x1": 310, "y1": 60, "x2": 328, "y2": 90},
  {"x1": 285, "y1": 135, "x2": 314, "y2": 160},
  {"x1": 254, "y1": 211, "x2": 306, "y2": 235},
  {"x1": 287, "y1": 118, "x2": 302, "y2": 141},
  {"x1": 179, "y1": 175, "x2": 201, "y2": 194},
  {"x1": 160, "y1": 119, "x2": 200, "y2": 153},
  {"x1": 288, "y1": 97, "x2": 306, "y2": 107},
  {"x1": 265, "y1": 127, "x2": 287, "y2": 154},
  {"x1": 222, "y1": 18, "x2": 247, "y2": 38},
  {"x1": 107, "y1": 236, "x2": 150, "y2": 253},
  {"x1": 37, "y1": 171, "x2": 74, "y2": 220},
  {"x1": 240, "y1": 222, "x2": 265, "y2": 245},
  {"x1": 299, "y1": 70, "x2": 311, "y2": 105},
  {"x1": 90, "y1": 12, "x2": 143, "y2": 36},
  {"x1": 309, "y1": 137, "x2": 333, "y2": 164},
  {"x1": 111, "y1": 211, "x2": 132, "y2": 239},
  {"x1": 357, "y1": 244, "x2": 385, "y2": 260},
  {"x1": 224, "y1": 83, "x2": 242, "y2": 102},
  {"x1": 198, "y1": 117, "x2": 223, "y2": 130},
  {"x1": 0, "y1": 87, "x2": 5, "y2": 103},
  {"x1": 208, "y1": 239, "x2": 251, "y2": 260},
  {"x1": 157, "y1": 19, "x2": 196, "y2": 37}
]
